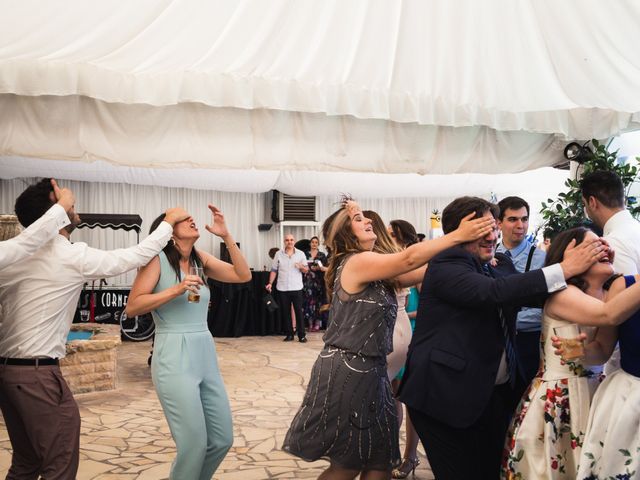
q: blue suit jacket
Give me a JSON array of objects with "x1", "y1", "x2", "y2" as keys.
[{"x1": 397, "y1": 246, "x2": 549, "y2": 428}]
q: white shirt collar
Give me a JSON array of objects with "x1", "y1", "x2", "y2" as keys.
[{"x1": 603, "y1": 209, "x2": 632, "y2": 237}]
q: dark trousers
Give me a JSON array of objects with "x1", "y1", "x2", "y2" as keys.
[
  {"x1": 277, "y1": 289, "x2": 305, "y2": 339},
  {"x1": 516, "y1": 330, "x2": 541, "y2": 387},
  {"x1": 0, "y1": 364, "x2": 81, "y2": 480},
  {"x1": 408, "y1": 383, "x2": 515, "y2": 480}
]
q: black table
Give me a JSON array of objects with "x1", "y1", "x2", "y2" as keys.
[{"x1": 207, "y1": 271, "x2": 287, "y2": 337}]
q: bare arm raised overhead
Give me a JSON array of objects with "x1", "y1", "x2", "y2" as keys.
[{"x1": 341, "y1": 211, "x2": 494, "y2": 294}]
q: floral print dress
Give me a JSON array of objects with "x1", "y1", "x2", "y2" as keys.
[
  {"x1": 302, "y1": 250, "x2": 327, "y2": 328},
  {"x1": 577, "y1": 275, "x2": 640, "y2": 480},
  {"x1": 501, "y1": 314, "x2": 599, "y2": 480}
]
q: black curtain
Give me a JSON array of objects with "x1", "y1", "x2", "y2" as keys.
[{"x1": 208, "y1": 271, "x2": 286, "y2": 337}]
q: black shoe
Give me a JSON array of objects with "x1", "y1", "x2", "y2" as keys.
[
  {"x1": 283, "y1": 335, "x2": 294, "y2": 341},
  {"x1": 299, "y1": 337, "x2": 308, "y2": 343}
]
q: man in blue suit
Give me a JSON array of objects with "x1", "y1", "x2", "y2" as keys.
[{"x1": 398, "y1": 196, "x2": 603, "y2": 479}]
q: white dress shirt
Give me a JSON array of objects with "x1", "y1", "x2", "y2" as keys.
[
  {"x1": 604, "y1": 209, "x2": 640, "y2": 275},
  {"x1": 495, "y1": 263, "x2": 567, "y2": 384},
  {"x1": 271, "y1": 248, "x2": 307, "y2": 291},
  {"x1": 0, "y1": 204, "x2": 70, "y2": 269},
  {"x1": 0, "y1": 221, "x2": 172, "y2": 359},
  {"x1": 602, "y1": 210, "x2": 640, "y2": 374}
]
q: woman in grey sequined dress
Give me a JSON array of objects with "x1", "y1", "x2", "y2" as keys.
[{"x1": 283, "y1": 199, "x2": 495, "y2": 479}]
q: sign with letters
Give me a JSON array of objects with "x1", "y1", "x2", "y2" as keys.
[{"x1": 74, "y1": 286, "x2": 131, "y2": 324}]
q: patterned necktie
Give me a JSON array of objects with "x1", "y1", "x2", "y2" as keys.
[{"x1": 482, "y1": 263, "x2": 517, "y2": 388}]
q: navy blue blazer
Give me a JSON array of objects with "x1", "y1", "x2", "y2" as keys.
[{"x1": 397, "y1": 246, "x2": 549, "y2": 429}]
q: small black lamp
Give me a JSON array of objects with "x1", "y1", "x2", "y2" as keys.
[{"x1": 563, "y1": 141, "x2": 593, "y2": 164}]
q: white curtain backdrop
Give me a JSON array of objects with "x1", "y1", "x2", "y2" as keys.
[{"x1": 1, "y1": 176, "x2": 567, "y2": 284}]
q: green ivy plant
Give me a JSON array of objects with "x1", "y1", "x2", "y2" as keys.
[{"x1": 540, "y1": 139, "x2": 640, "y2": 238}]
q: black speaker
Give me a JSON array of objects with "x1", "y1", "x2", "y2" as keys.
[
  {"x1": 258, "y1": 223, "x2": 273, "y2": 232},
  {"x1": 271, "y1": 190, "x2": 281, "y2": 223},
  {"x1": 220, "y1": 242, "x2": 240, "y2": 264}
]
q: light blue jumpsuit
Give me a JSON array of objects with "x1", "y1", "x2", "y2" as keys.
[{"x1": 151, "y1": 252, "x2": 233, "y2": 480}]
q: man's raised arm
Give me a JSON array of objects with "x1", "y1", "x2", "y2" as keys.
[{"x1": 0, "y1": 180, "x2": 74, "y2": 269}]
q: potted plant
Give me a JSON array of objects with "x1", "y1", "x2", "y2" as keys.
[{"x1": 540, "y1": 139, "x2": 640, "y2": 239}]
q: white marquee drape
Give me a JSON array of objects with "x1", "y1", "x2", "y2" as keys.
[
  {"x1": 0, "y1": 94, "x2": 567, "y2": 175},
  {"x1": 1, "y1": 0, "x2": 639, "y2": 139},
  {"x1": 1, "y1": 0, "x2": 639, "y2": 179},
  {"x1": 0, "y1": 156, "x2": 569, "y2": 198}
]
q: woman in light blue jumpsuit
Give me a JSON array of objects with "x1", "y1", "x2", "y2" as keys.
[{"x1": 126, "y1": 205, "x2": 251, "y2": 479}]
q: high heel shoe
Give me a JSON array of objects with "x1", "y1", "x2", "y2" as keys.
[{"x1": 391, "y1": 457, "x2": 420, "y2": 478}]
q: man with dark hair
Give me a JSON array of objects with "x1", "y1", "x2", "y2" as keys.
[
  {"x1": 581, "y1": 170, "x2": 640, "y2": 374},
  {"x1": 496, "y1": 196, "x2": 546, "y2": 388},
  {"x1": 398, "y1": 195, "x2": 603, "y2": 480},
  {"x1": 0, "y1": 178, "x2": 189, "y2": 480},
  {"x1": 581, "y1": 170, "x2": 640, "y2": 274},
  {"x1": 0, "y1": 179, "x2": 74, "y2": 268}
]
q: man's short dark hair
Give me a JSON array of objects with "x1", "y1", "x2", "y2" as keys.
[
  {"x1": 580, "y1": 170, "x2": 625, "y2": 209},
  {"x1": 14, "y1": 178, "x2": 55, "y2": 228},
  {"x1": 441, "y1": 196, "x2": 498, "y2": 234},
  {"x1": 497, "y1": 196, "x2": 530, "y2": 220}
]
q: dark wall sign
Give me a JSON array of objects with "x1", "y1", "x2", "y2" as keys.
[{"x1": 74, "y1": 286, "x2": 131, "y2": 324}]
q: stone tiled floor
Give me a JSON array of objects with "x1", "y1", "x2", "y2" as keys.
[{"x1": 0, "y1": 333, "x2": 433, "y2": 479}]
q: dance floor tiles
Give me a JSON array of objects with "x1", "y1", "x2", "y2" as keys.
[{"x1": 0, "y1": 333, "x2": 433, "y2": 479}]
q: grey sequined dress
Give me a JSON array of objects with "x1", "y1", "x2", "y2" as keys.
[{"x1": 283, "y1": 256, "x2": 400, "y2": 471}]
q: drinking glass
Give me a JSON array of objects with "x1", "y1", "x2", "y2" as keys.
[
  {"x1": 188, "y1": 265, "x2": 204, "y2": 303},
  {"x1": 553, "y1": 324, "x2": 584, "y2": 361}
]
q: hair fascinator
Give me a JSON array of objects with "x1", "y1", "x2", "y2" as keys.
[{"x1": 339, "y1": 193, "x2": 360, "y2": 217}]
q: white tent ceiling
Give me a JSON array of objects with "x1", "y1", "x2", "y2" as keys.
[{"x1": 1, "y1": 0, "x2": 639, "y2": 195}]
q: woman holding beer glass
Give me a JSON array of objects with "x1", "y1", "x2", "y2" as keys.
[
  {"x1": 501, "y1": 227, "x2": 640, "y2": 480},
  {"x1": 126, "y1": 204, "x2": 250, "y2": 480}
]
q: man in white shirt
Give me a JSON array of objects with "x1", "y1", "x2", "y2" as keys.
[
  {"x1": 582, "y1": 170, "x2": 640, "y2": 374},
  {"x1": 0, "y1": 178, "x2": 188, "y2": 480},
  {"x1": 0, "y1": 179, "x2": 74, "y2": 269},
  {"x1": 265, "y1": 234, "x2": 309, "y2": 342},
  {"x1": 582, "y1": 170, "x2": 640, "y2": 275}
]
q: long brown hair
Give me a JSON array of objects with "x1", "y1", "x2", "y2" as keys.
[
  {"x1": 323, "y1": 203, "x2": 397, "y2": 300},
  {"x1": 544, "y1": 227, "x2": 590, "y2": 292},
  {"x1": 323, "y1": 207, "x2": 364, "y2": 300},
  {"x1": 149, "y1": 213, "x2": 206, "y2": 284},
  {"x1": 362, "y1": 210, "x2": 401, "y2": 255},
  {"x1": 390, "y1": 219, "x2": 418, "y2": 248}
]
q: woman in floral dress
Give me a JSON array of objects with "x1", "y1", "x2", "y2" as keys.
[
  {"x1": 574, "y1": 272, "x2": 640, "y2": 480},
  {"x1": 502, "y1": 227, "x2": 640, "y2": 480},
  {"x1": 302, "y1": 236, "x2": 328, "y2": 331}
]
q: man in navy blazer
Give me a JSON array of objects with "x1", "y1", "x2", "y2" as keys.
[{"x1": 398, "y1": 196, "x2": 603, "y2": 480}]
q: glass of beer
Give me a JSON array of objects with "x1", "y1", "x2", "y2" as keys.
[
  {"x1": 188, "y1": 265, "x2": 204, "y2": 303},
  {"x1": 553, "y1": 324, "x2": 584, "y2": 361}
]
